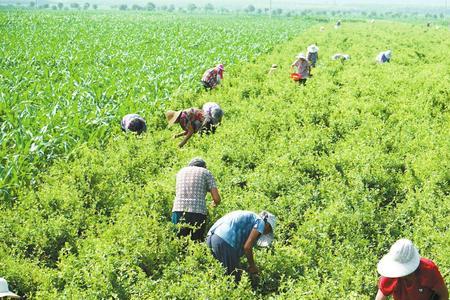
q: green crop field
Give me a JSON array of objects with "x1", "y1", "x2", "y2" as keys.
[
  {"x1": 1, "y1": 10, "x2": 449, "y2": 299},
  {"x1": 0, "y1": 11, "x2": 316, "y2": 201}
]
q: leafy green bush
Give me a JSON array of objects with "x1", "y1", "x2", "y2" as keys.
[
  {"x1": 0, "y1": 11, "x2": 317, "y2": 201},
  {"x1": 1, "y1": 18, "x2": 449, "y2": 299}
]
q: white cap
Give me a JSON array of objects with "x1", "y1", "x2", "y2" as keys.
[
  {"x1": 296, "y1": 53, "x2": 307, "y2": 60},
  {"x1": 385, "y1": 50, "x2": 392, "y2": 58},
  {"x1": 377, "y1": 239, "x2": 420, "y2": 278},
  {"x1": 257, "y1": 211, "x2": 276, "y2": 247},
  {"x1": 0, "y1": 278, "x2": 20, "y2": 299},
  {"x1": 307, "y1": 44, "x2": 319, "y2": 53}
]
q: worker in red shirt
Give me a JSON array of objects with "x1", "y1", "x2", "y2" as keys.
[{"x1": 375, "y1": 239, "x2": 449, "y2": 300}]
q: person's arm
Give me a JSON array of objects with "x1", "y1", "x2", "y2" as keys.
[
  {"x1": 243, "y1": 229, "x2": 262, "y2": 274},
  {"x1": 173, "y1": 131, "x2": 186, "y2": 138},
  {"x1": 210, "y1": 187, "x2": 221, "y2": 207},
  {"x1": 434, "y1": 284, "x2": 449, "y2": 300},
  {"x1": 291, "y1": 59, "x2": 299, "y2": 69},
  {"x1": 178, "y1": 130, "x2": 193, "y2": 147},
  {"x1": 375, "y1": 289, "x2": 388, "y2": 300}
]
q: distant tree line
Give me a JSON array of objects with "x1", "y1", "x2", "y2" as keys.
[
  {"x1": 12, "y1": 1, "x2": 450, "y2": 19},
  {"x1": 24, "y1": 1, "x2": 97, "y2": 10}
]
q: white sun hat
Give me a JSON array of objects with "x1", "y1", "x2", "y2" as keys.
[
  {"x1": 0, "y1": 278, "x2": 20, "y2": 299},
  {"x1": 307, "y1": 44, "x2": 319, "y2": 53},
  {"x1": 296, "y1": 53, "x2": 307, "y2": 60},
  {"x1": 257, "y1": 211, "x2": 276, "y2": 247},
  {"x1": 377, "y1": 239, "x2": 421, "y2": 278},
  {"x1": 385, "y1": 50, "x2": 392, "y2": 59}
]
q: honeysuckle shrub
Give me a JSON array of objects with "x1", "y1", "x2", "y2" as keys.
[
  {"x1": 1, "y1": 17, "x2": 449, "y2": 299},
  {"x1": 0, "y1": 10, "x2": 318, "y2": 201}
]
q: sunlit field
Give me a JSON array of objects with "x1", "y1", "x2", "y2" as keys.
[
  {"x1": 1, "y1": 9, "x2": 449, "y2": 299},
  {"x1": 0, "y1": 11, "x2": 316, "y2": 200}
]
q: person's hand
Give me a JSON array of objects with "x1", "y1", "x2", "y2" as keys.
[{"x1": 248, "y1": 265, "x2": 259, "y2": 274}]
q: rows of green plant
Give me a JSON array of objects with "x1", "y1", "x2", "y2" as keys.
[
  {"x1": 1, "y1": 20, "x2": 449, "y2": 299},
  {"x1": 0, "y1": 10, "x2": 317, "y2": 201}
]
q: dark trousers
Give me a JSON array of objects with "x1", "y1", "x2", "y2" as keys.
[
  {"x1": 201, "y1": 80, "x2": 212, "y2": 91},
  {"x1": 206, "y1": 234, "x2": 242, "y2": 282},
  {"x1": 199, "y1": 121, "x2": 217, "y2": 136},
  {"x1": 172, "y1": 211, "x2": 206, "y2": 241}
]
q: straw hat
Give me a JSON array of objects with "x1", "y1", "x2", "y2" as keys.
[
  {"x1": 307, "y1": 44, "x2": 319, "y2": 53},
  {"x1": 0, "y1": 278, "x2": 20, "y2": 299},
  {"x1": 257, "y1": 211, "x2": 276, "y2": 247},
  {"x1": 377, "y1": 239, "x2": 420, "y2": 278},
  {"x1": 165, "y1": 110, "x2": 182, "y2": 125},
  {"x1": 296, "y1": 53, "x2": 307, "y2": 60}
]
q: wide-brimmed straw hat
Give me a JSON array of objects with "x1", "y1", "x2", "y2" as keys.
[
  {"x1": 165, "y1": 110, "x2": 182, "y2": 125},
  {"x1": 307, "y1": 44, "x2": 319, "y2": 53},
  {"x1": 0, "y1": 278, "x2": 20, "y2": 299},
  {"x1": 257, "y1": 211, "x2": 276, "y2": 247},
  {"x1": 377, "y1": 239, "x2": 420, "y2": 278},
  {"x1": 296, "y1": 53, "x2": 307, "y2": 60}
]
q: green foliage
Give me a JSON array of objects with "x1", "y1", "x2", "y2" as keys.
[
  {"x1": 0, "y1": 15, "x2": 449, "y2": 300},
  {"x1": 0, "y1": 11, "x2": 315, "y2": 201}
]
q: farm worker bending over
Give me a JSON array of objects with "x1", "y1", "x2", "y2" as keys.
[
  {"x1": 291, "y1": 53, "x2": 311, "y2": 85},
  {"x1": 206, "y1": 210, "x2": 275, "y2": 282},
  {"x1": 268, "y1": 64, "x2": 278, "y2": 75},
  {"x1": 166, "y1": 108, "x2": 204, "y2": 147},
  {"x1": 375, "y1": 239, "x2": 449, "y2": 300},
  {"x1": 332, "y1": 53, "x2": 351, "y2": 61},
  {"x1": 376, "y1": 50, "x2": 392, "y2": 63},
  {"x1": 172, "y1": 158, "x2": 221, "y2": 242},
  {"x1": 201, "y1": 64, "x2": 224, "y2": 90},
  {"x1": 306, "y1": 44, "x2": 319, "y2": 67},
  {"x1": 121, "y1": 114, "x2": 147, "y2": 135},
  {"x1": 201, "y1": 102, "x2": 223, "y2": 135},
  {"x1": 0, "y1": 277, "x2": 20, "y2": 299}
]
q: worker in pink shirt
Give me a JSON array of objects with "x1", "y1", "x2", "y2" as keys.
[{"x1": 201, "y1": 64, "x2": 224, "y2": 90}]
